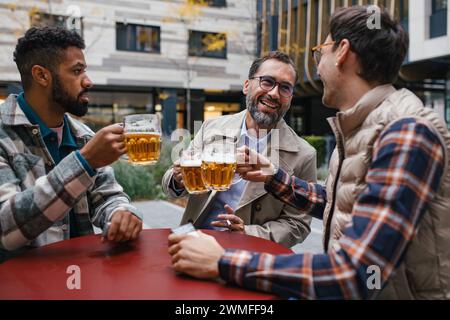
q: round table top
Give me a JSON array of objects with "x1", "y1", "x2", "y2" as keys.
[{"x1": 0, "y1": 229, "x2": 292, "y2": 300}]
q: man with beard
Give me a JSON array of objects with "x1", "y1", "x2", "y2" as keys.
[
  {"x1": 0, "y1": 26, "x2": 142, "y2": 262},
  {"x1": 162, "y1": 52, "x2": 316, "y2": 248},
  {"x1": 168, "y1": 6, "x2": 450, "y2": 299}
]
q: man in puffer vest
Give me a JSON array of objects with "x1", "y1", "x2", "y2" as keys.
[{"x1": 167, "y1": 5, "x2": 450, "y2": 299}]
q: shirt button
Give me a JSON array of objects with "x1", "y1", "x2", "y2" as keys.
[
  {"x1": 61, "y1": 224, "x2": 68, "y2": 231},
  {"x1": 255, "y1": 203, "x2": 262, "y2": 212},
  {"x1": 32, "y1": 129, "x2": 39, "y2": 135},
  {"x1": 46, "y1": 161, "x2": 52, "y2": 166}
]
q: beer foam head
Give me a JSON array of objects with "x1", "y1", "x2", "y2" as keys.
[
  {"x1": 202, "y1": 153, "x2": 236, "y2": 164},
  {"x1": 180, "y1": 159, "x2": 202, "y2": 167},
  {"x1": 125, "y1": 131, "x2": 161, "y2": 136}
]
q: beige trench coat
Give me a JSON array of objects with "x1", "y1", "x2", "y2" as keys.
[{"x1": 162, "y1": 110, "x2": 317, "y2": 247}]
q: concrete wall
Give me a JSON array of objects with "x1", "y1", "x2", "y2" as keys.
[{"x1": 0, "y1": 0, "x2": 257, "y2": 91}]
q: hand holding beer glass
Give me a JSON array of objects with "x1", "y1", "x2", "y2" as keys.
[
  {"x1": 180, "y1": 150, "x2": 209, "y2": 194},
  {"x1": 236, "y1": 145, "x2": 277, "y2": 183},
  {"x1": 201, "y1": 139, "x2": 239, "y2": 191},
  {"x1": 124, "y1": 114, "x2": 161, "y2": 166}
]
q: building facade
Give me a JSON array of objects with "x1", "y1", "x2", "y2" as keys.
[
  {"x1": 257, "y1": 0, "x2": 450, "y2": 136},
  {"x1": 403, "y1": 0, "x2": 450, "y2": 130},
  {"x1": 0, "y1": 0, "x2": 257, "y2": 134}
]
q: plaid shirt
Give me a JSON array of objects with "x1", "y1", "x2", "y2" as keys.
[
  {"x1": 218, "y1": 117, "x2": 445, "y2": 299},
  {"x1": 0, "y1": 94, "x2": 140, "y2": 262}
]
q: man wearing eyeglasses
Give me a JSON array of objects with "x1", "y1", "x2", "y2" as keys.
[
  {"x1": 168, "y1": 6, "x2": 450, "y2": 299},
  {"x1": 162, "y1": 51, "x2": 317, "y2": 248}
]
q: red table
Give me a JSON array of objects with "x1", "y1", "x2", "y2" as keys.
[{"x1": 0, "y1": 229, "x2": 292, "y2": 300}]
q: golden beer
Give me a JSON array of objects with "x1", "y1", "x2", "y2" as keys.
[
  {"x1": 201, "y1": 161, "x2": 237, "y2": 191},
  {"x1": 181, "y1": 161, "x2": 208, "y2": 194},
  {"x1": 125, "y1": 132, "x2": 161, "y2": 165}
]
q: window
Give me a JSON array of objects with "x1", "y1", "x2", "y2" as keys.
[
  {"x1": 191, "y1": 0, "x2": 227, "y2": 7},
  {"x1": 116, "y1": 23, "x2": 160, "y2": 53},
  {"x1": 188, "y1": 31, "x2": 227, "y2": 59},
  {"x1": 30, "y1": 13, "x2": 83, "y2": 36},
  {"x1": 204, "y1": 102, "x2": 240, "y2": 120},
  {"x1": 434, "y1": 0, "x2": 448, "y2": 11},
  {"x1": 430, "y1": 0, "x2": 448, "y2": 38}
]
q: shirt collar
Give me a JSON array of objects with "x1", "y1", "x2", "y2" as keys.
[
  {"x1": 60, "y1": 114, "x2": 77, "y2": 148},
  {"x1": 239, "y1": 118, "x2": 271, "y2": 144},
  {"x1": 334, "y1": 84, "x2": 396, "y2": 137},
  {"x1": 17, "y1": 92, "x2": 53, "y2": 139},
  {"x1": 17, "y1": 92, "x2": 77, "y2": 148}
]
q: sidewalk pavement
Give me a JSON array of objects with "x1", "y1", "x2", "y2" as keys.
[{"x1": 131, "y1": 200, "x2": 323, "y2": 254}]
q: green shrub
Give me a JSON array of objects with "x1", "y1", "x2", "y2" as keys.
[
  {"x1": 317, "y1": 165, "x2": 329, "y2": 182},
  {"x1": 112, "y1": 138, "x2": 175, "y2": 201},
  {"x1": 303, "y1": 135, "x2": 326, "y2": 168}
]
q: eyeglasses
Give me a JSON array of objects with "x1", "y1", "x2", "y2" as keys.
[
  {"x1": 249, "y1": 75, "x2": 295, "y2": 98},
  {"x1": 311, "y1": 41, "x2": 336, "y2": 65}
]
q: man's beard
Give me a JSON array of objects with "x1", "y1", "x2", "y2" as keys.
[
  {"x1": 52, "y1": 73, "x2": 89, "y2": 117},
  {"x1": 246, "y1": 91, "x2": 288, "y2": 127}
]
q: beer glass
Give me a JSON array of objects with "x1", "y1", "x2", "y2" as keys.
[
  {"x1": 180, "y1": 150, "x2": 208, "y2": 194},
  {"x1": 201, "y1": 140, "x2": 238, "y2": 191},
  {"x1": 124, "y1": 114, "x2": 161, "y2": 166}
]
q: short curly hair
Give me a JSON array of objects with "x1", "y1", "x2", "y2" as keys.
[{"x1": 13, "y1": 26, "x2": 85, "y2": 90}]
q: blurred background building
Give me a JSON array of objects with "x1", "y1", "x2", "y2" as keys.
[
  {"x1": 1, "y1": 0, "x2": 446, "y2": 199},
  {"x1": 257, "y1": 0, "x2": 450, "y2": 137},
  {"x1": 1, "y1": 0, "x2": 449, "y2": 141},
  {"x1": 0, "y1": 0, "x2": 257, "y2": 134}
]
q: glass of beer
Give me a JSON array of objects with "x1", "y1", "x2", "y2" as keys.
[
  {"x1": 180, "y1": 150, "x2": 208, "y2": 194},
  {"x1": 124, "y1": 114, "x2": 161, "y2": 166},
  {"x1": 201, "y1": 140, "x2": 238, "y2": 191}
]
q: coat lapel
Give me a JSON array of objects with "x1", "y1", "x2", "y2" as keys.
[
  {"x1": 234, "y1": 119, "x2": 298, "y2": 216},
  {"x1": 234, "y1": 152, "x2": 295, "y2": 215},
  {"x1": 192, "y1": 111, "x2": 246, "y2": 224},
  {"x1": 201, "y1": 111, "x2": 245, "y2": 146}
]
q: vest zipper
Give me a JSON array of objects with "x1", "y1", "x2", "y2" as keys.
[
  {"x1": 324, "y1": 118, "x2": 346, "y2": 252},
  {"x1": 324, "y1": 155, "x2": 344, "y2": 252}
]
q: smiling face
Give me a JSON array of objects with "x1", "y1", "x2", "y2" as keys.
[
  {"x1": 51, "y1": 46, "x2": 93, "y2": 117},
  {"x1": 243, "y1": 59, "x2": 296, "y2": 128}
]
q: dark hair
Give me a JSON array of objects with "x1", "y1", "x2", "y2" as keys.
[
  {"x1": 329, "y1": 5, "x2": 409, "y2": 84},
  {"x1": 13, "y1": 26, "x2": 85, "y2": 90},
  {"x1": 248, "y1": 51, "x2": 298, "y2": 83}
]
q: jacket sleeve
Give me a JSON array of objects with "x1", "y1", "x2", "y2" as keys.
[
  {"x1": 0, "y1": 150, "x2": 96, "y2": 251},
  {"x1": 87, "y1": 164, "x2": 141, "y2": 229},
  {"x1": 244, "y1": 149, "x2": 317, "y2": 247},
  {"x1": 162, "y1": 168, "x2": 188, "y2": 198}
]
